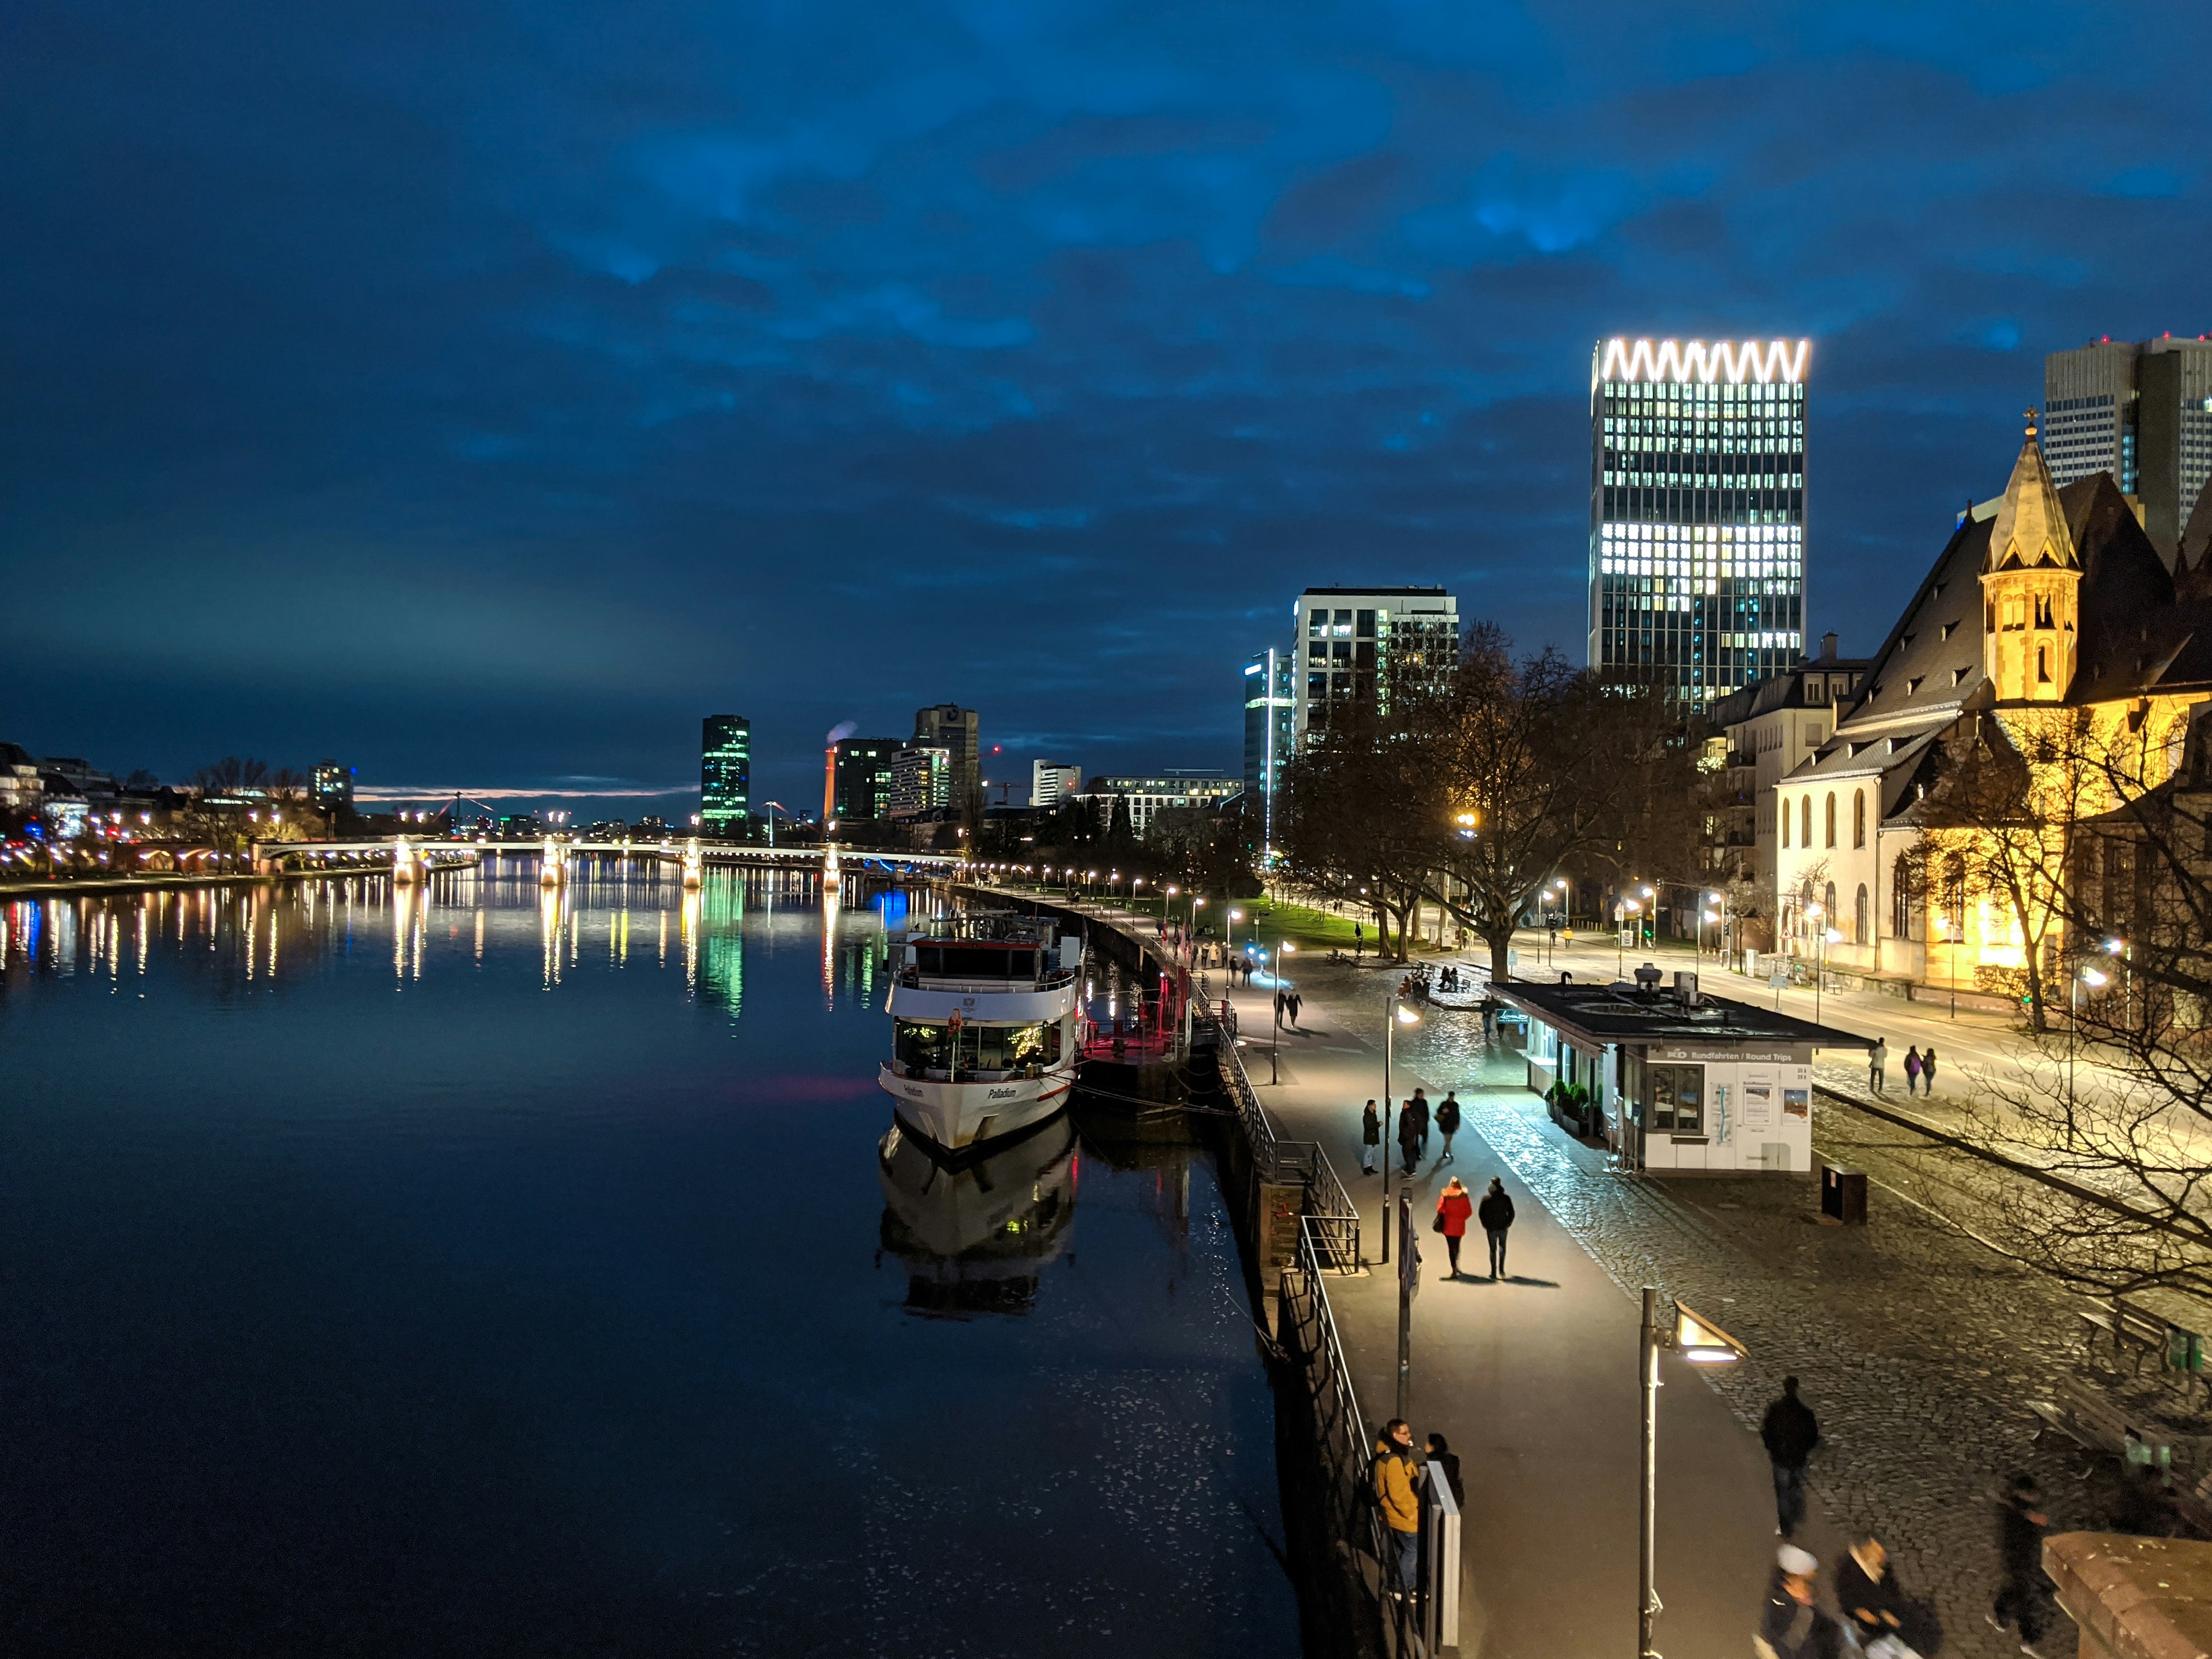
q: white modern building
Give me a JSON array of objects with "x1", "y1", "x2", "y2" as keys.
[
  {"x1": 1078, "y1": 770, "x2": 1242, "y2": 836},
  {"x1": 1589, "y1": 336, "x2": 1812, "y2": 711},
  {"x1": 885, "y1": 747, "x2": 953, "y2": 819},
  {"x1": 1030, "y1": 760, "x2": 1080, "y2": 808},
  {"x1": 1291, "y1": 587, "x2": 1458, "y2": 738}
]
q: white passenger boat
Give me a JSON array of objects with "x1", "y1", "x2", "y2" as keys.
[
  {"x1": 880, "y1": 913, "x2": 1081, "y2": 1152},
  {"x1": 876, "y1": 1113, "x2": 1076, "y2": 1316}
]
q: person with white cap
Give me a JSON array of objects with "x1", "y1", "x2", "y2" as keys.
[{"x1": 1756, "y1": 1544, "x2": 1841, "y2": 1659}]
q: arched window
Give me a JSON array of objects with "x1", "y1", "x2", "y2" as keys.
[
  {"x1": 1853, "y1": 789, "x2": 1866, "y2": 848},
  {"x1": 1941, "y1": 853, "x2": 1967, "y2": 939},
  {"x1": 1825, "y1": 793, "x2": 1837, "y2": 848},
  {"x1": 1780, "y1": 798, "x2": 1790, "y2": 848},
  {"x1": 1824, "y1": 881, "x2": 1837, "y2": 931},
  {"x1": 1800, "y1": 796, "x2": 1812, "y2": 847},
  {"x1": 1891, "y1": 853, "x2": 1918, "y2": 940},
  {"x1": 1854, "y1": 884, "x2": 1869, "y2": 945}
]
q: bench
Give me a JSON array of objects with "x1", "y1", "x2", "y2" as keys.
[{"x1": 2077, "y1": 1302, "x2": 2174, "y2": 1373}]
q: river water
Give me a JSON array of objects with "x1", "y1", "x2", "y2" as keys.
[{"x1": 0, "y1": 867, "x2": 1297, "y2": 1657}]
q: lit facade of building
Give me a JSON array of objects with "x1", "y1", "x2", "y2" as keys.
[
  {"x1": 1030, "y1": 760, "x2": 1080, "y2": 808},
  {"x1": 1242, "y1": 647, "x2": 1294, "y2": 856},
  {"x1": 700, "y1": 715, "x2": 751, "y2": 833},
  {"x1": 2044, "y1": 335, "x2": 2212, "y2": 565},
  {"x1": 1078, "y1": 770, "x2": 1241, "y2": 836},
  {"x1": 913, "y1": 705, "x2": 980, "y2": 801},
  {"x1": 827, "y1": 736, "x2": 902, "y2": 825},
  {"x1": 1589, "y1": 337, "x2": 1811, "y2": 711},
  {"x1": 311, "y1": 759, "x2": 354, "y2": 811},
  {"x1": 1772, "y1": 420, "x2": 2212, "y2": 993},
  {"x1": 885, "y1": 746, "x2": 952, "y2": 819},
  {"x1": 1291, "y1": 588, "x2": 1458, "y2": 738}
]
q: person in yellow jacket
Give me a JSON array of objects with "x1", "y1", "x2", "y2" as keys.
[{"x1": 1373, "y1": 1418, "x2": 1421, "y2": 1596}]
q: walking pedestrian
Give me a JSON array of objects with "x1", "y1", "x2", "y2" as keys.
[
  {"x1": 1903, "y1": 1046, "x2": 1923, "y2": 1096},
  {"x1": 1480, "y1": 998, "x2": 1497, "y2": 1043},
  {"x1": 1354, "y1": 921, "x2": 1363, "y2": 960},
  {"x1": 1372, "y1": 1419, "x2": 1421, "y2": 1597},
  {"x1": 1273, "y1": 987, "x2": 1287, "y2": 1029},
  {"x1": 1411, "y1": 1089, "x2": 1431, "y2": 1159},
  {"x1": 1476, "y1": 1176, "x2": 1514, "y2": 1279},
  {"x1": 1756, "y1": 1544, "x2": 1839, "y2": 1659},
  {"x1": 1361, "y1": 1099, "x2": 1380, "y2": 1174},
  {"x1": 1435, "y1": 1177, "x2": 1473, "y2": 1277},
  {"x1": 1921, "y1": 1047, "x2": 1938, "y2": 1096},
  {"x1": 1988, "y1": 1472, "x2": 2050, "y2": 1655},
  {"x1": 1760, "y1": 1375, "x2": 1821, "y2": 1539},
  {"x1": 1424, "y1": 1432, "x2": 1465, "y2": 1507},
  {"x1": 1286, "y1": 990, "x2": 1303, "y2": 1028},
  {"x1": 1435, "y1": 1092, "x2": 1461, "y2": 1163},
  {"x1": 1397, "y1": 1103, "x2": 1421, "y2": 1174},
  {"x1": 1869, "y1": 1037, "x2": 1887, "y2": 1095}
]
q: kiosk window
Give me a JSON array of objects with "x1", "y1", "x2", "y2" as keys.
[{"x1": 1647, "y1": 1064, "x2": 1704, "y2": 1133}]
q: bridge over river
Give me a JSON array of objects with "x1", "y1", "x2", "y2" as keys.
[{"x1": 246, "y1": 837, "x2": 972, "y2": 885}]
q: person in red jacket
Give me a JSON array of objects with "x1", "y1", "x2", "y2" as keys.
[{"x1": 1435, "y1": 1177, "x2": 1474, "y2": 1278}]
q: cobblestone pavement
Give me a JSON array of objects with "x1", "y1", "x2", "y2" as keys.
[
  {"x1": 1239, "y1": 953, "x2": 2212, "y2": 1659},
  {"x1": 1445, "y1": 1044, "x2": 2212, "y2": 1659}
]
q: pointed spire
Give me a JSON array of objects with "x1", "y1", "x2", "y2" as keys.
[{"x1": 1983, "y1": 407, "x2": 2077, "y2": 573}]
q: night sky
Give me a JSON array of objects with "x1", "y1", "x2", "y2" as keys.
[{"x1": 4, "y1": 1, "x2": 2207, "y2": 814}]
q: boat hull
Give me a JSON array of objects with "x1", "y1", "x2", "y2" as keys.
[{"x1": 879, "y1": 1062, "x2": 1074, "y2": 1152}]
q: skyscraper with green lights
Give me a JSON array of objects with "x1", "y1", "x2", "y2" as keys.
[{"x1": 700, "y1": 715, "x2": 751, "y2": 834}]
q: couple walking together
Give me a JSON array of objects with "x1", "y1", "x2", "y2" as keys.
[{"x1": 1434, "y1": 1175, "x2": 1514, "y2": 1279}]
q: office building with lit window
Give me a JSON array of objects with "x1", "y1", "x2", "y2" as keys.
[
  {"x1": 2044, "y1": 335, "x2": 2212, "y2": 564},
  {"x1": 1589, "y1": 337, "x2": 1812, "y2": 711},
  {"x1": 1291, "y1": 588, "x2": 1458, "y2": 738},
  {"x1": 912, "y1": 705, "x2": 980, "y2": 800},
  {"x1": 885, "y1": 746, "x2": 952, "y2": 819},
  {"x1": 1077, "y1": 770, "x2": 1241, "y2": 837},
  {"x1": 700, "y1": 715, "x2": 751, "y2": 833},
  {"x1": 1242, "y1": 647, "x2": 1294, "y2": 856},
  {"x1": 826, "y1": 736, "x2": 902, "y2": 825},
  {"x1": 311, "y1": 759, "x2": 354, "y2": 811}
]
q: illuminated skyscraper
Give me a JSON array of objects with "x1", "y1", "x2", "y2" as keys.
[
  {"x1": 1291, "y1": 587, "x2": 1458, "y2": 737},
  {"x1": 827, "y1": 736, "x2": 902, "y2": 825},
  {"x1": 1241, "y1": 647, "x2": 1293, "y2": 856},
  {"x1": 1589, "y1": 337, "x2": 1811, "y2": 710},
  {"x1": 700, "y1": 715, "x2": 751, "y2": 833},
  {"x1": 912, "y1": 704, "x2": 980, "y2": 800}
]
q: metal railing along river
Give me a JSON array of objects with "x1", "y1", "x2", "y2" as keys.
[{"x1": 1207, "y1": 1001, "x2": 1362, "y2": 1271}]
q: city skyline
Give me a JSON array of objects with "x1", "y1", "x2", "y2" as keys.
[{"x1": 7, "y1": 1, "x2": 2210, "y2": 814}]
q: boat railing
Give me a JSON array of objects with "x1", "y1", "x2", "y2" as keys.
[
  {"x1": 895, "y1": 967, "x2": 1079, "y2": 994},
  {"x1": 881, "y1": 1059, "x2": 1056, "y2": 1084}
]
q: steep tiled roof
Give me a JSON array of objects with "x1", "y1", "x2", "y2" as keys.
[{"x1": 1832, "y1": 514, "x2": 1990, "y2": 733}]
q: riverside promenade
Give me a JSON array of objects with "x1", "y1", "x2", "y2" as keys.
[{"x1": 1221, "y1": 958, "x2": 1847, "y2": 1658}]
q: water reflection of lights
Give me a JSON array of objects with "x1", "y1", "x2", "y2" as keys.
[
  {"x1": 681, "y1": 888, "x2": 700, "y2": 991},
  {"x1": 821, "y1": 881, "x2": 841, "y2": 1004},
  {"x1": 539, "y1": 886, "x2": 562, "y2": 988}
]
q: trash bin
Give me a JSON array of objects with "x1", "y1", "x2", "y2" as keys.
[{"x1": 1820, "y1": 1163, "x2": 1867, "y2": 1226}]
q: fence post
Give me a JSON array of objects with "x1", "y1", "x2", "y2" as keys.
[{"x1": 1424, "y1": 1464, "x2": 1461, "y2": 1652}]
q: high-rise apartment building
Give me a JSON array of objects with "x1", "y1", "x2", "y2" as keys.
[
  {"x1": 700, "y1": 715, "x2": 751, "y2": 833},
  {"x1": 912, "y1": 705, "x2": 979, "y2": 800},
  {"x1": 2044, "y1": 335, "x2": 2212, "y2": 564},
  {"x1": 825, "y1": 736, "x2": 902, "y2": 825},
  {"x1": 1241, "y1": 648, "x2": 1294, "y2": 856},
  {"x1": 885, "y1": 746, "x2": 952, "y2": 819},
  {"x1": 1291, "y1": 588, "x2": 1458, "y2": 738},
  {"x1": 311, "y1": 759, "x2": 354, "y2": 811},
  {"x1": 1031, "y1": 760, "x2": 1080, "y2": 808},
  {"x1": 1588, "y1": 337, "x2": 1811, "y2": 711}
]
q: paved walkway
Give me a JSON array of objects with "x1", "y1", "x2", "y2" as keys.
[{"x1": 1224, "y1": 969, "x2": 1848, "y2": 1659}]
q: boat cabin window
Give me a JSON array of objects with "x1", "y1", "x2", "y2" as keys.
[
  {"x1": 912, "y1": 945, "x2": 1038, "y2": 980},
  {"x1": 1644, "y1": 1064, "x2": 1704, "y2": 1134},
  {"x1": 895, "y1": 1019, "x2": 1060, "y2": 1073}
]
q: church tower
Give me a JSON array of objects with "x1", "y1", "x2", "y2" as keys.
[{"x1": 1981, "y1": 410, "x2": 2081, "y2": 703}]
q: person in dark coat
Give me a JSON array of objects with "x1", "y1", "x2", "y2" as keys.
[
  {"x1": 1397, "y1": 1101, "x2": 1421, "y2": 1173},
  {"x1": 1903, "y1": 1046, "x2": 1923, "y2": 1094},
  {"x1": 1476, "y1": 1177, "x2": 1515, "y2": 1279},
  {"x1": 1756, "y1": 1545, "x2": 1841, "y2": 1659},
  {"x1": 1921, "y1": 1047, "x2": 1939, "y2": 1095},
  {"x1": 1435, "y1": 1092, "x2": 1462, "y2": 1164},
  {"x1": 1361, "y1": 1099, "x2": 1381, "y2": 1174},
  {"x1": 1424, "y1": 1432, "x2": 1465, "y2": 1507},
  {"x1": 1410, "y1": 1089, "x2": 1431, "y2": 1159},
  {"x1": 1988, "y1": 1472, "x2": 2049, "y2": 1650},
  {"x1": 1760, "y1": 1376, "x2": 1821, "y2": 1538},
  {"x1": 1286, "y1": 990, "x2": 1303, "y2": 1027}
]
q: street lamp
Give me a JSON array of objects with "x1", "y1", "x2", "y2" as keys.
[
  {"x1": 1639, "y1": 1291, "x2": 1747, "y2": 1659},
  {"x1": 1379, "y1": 993, "x2": 1420, "y2": 1264},
  {"x1": 1266, "y1": 939, "x2": 1297, "y2": 1083},
  {"x1": 1618, "y1": 899, "x2": 1640, "y2": 978}
]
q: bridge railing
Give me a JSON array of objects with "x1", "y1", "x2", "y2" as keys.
[{"x1": 1212, "y1": 1007, "x2": 1361, "y2": 1272}]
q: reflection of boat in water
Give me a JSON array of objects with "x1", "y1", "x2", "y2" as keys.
[
  {"x1": 877, "y1": 1113, "x2": 1076, "y2": 1318},
  {"x1": 880, "y1": 913, "x2": 1079, "y2": 1152}
]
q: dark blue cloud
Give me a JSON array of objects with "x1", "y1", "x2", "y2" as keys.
[{"x1": 3, "y1": 0, "x2": 2209, "y2": 808}]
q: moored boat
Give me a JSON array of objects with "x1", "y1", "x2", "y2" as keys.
[{"x1": 880, "y1": 913, "x2": 1080, "y2": 1152}]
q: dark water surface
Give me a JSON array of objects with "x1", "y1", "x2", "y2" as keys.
[{"x1": 0, "y1": 869, "x2": 1296, "y2": 1657}]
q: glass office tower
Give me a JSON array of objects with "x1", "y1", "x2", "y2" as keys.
[
  {"x1": 2044, "y1": 335, "x2": 2212, "y2": 565},
  {"x1": 1241, "y1": 648, "x2": 1294, "y2": 860},
  {"x1": 700, "y1": 715, "x2": 751, "y2": 834},
  {"x1": 1589, "y1": 338, "x2": 1811, "y2": 711}
]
